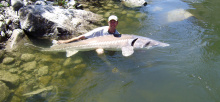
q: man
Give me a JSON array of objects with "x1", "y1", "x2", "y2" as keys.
[
  {"x1": 57, "y1": 15, "x2": 120, "y2": 55},
  {"x1": 57, "y1": 15, "x2": 120, "y2": 44}
]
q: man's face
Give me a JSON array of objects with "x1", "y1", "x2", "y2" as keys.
[{"x1": 108, "y1": 20, "x2": 118, "y2": 29}]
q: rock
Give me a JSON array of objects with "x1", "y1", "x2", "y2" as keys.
[
  {"x1": 121, "y1": 0, "x2": 147, "y2": 8},
  {"x1": 57, "y1": 71, "x2": 65, "y2": 78},
  {"x1": 5, "y1": 29, "x2": 25, "y2": 51},
  {"x1": 38, "y1": 76, "x2": 52, "y2": 86},
  {"x1": 1, "y1": 1, "x2": 9, "y2": 7},
  {"x1": 35, "y1": 0, "x2": 47, "y2": 5},
  {"x1": 10, "y1": 95, "x2": 21, "y2": 102},
  {"x1": 0, "y1": 14, "x2": 4, "y2": 21},
  {"x1": 0, "y1": 70, "x2": 20, "y2": 86},
  {"x1": 2, "y1": 57, "x2": 15, "y2": 65},
  {"x1": 37, "y1": 66, "x2": 49, "y2": 76},
  {"x1": 0, "y1": 21, "x2": 6, "y2": 34},
  {"x1": 19, "y1": 5, "x2": 104, "y2": 39},
  {"x1": 0, "y1": 81, "x2": 10, "y2": 102},
  {"x1": 0, "y1": 50, "x2": 5, "y2": 59},
  {"x1": 135, "y1": 12, "x2": 146, "y2": 18},
  {"x1": 11, "y1": 0, "x2": 24, "y2": 12},
  {"x1": 71, "y1": 64, "x2": 86, "y2": 77},
  {"x1": 22, "y1": 61, "x2": 37, "y2": 72},
  {"x1": 20, "y1": 53, "x2": 35, "y2": 62},
  {"x1": 63, "y1": 58, "x2": 74, "y2": 67}
]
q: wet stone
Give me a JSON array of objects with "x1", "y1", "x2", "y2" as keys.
[
  {"x1": 72, "y1": 64, "x2": 87, "y2": 77},
  {"x1": 0, "y1": 70, "x2": 20, "y2": 86},
  {"x1": 104, "y1": 12, "x2": 111, "y2": 18},
  {"x1": 0, "y1": 81, "x2": 10, "y2": 102},
  {"x1": 2, "y1": 57, "x2": 15, "y2": 65},
  {"x1": 63, "y1": 58, "x2": 74, "y2": 67},
  {"x1": 20, "y1": 53, "x2": 36, "y2": 62},
  {"x1": 39, "y1": 76, "x2": 52, "y2": 86},
  {"x1": 126, "y1": 13, "x2": 133, "y2": 17},
  {"x1": 37, "y1": 66, "x2": 49, "y2": 76},
  {"x1": 121, "y1": 10, "x2": 127, "y2": 15},
  {"x1": 22, "y1": 61, "x2": 37, "y2": 72},
  {"x1": 135, "y1": 12, "x2": 146, "y2": 18}
]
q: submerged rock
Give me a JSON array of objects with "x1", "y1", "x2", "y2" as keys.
[
  {"x1": 37, "y1": 66, "x2": 49, "y2": 76},
  {"x1": 38, "y1": 76, "x2": 52, "y2": 86},
  {"x1": 0, "y1": 70, "x2": 20, "y2": 86},
  {"x1": 0, "y1": 81, "x2": 10, "y2": 102},
  {"x1": 20, "y1": 53, "x2": 35, "y2": 62},
  {"x1": 2, "y1": 57, "x2": 15, "y2": 65},
  {"x1": 22, "y1": 61, "x2": 37, "y2": 72}
]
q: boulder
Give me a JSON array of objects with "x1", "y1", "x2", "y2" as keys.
[
  {"x1": 0, "y1": 70, "x2": 20, "y2": 86},
  {"x1": 11, "y1": 0, "x2": 24, "y2": 12},
  {"x1": 19, "y1": 5, "x2": 104, "y2": 39},
  {"x1": 0, "y1": 81, "x2": 10, "y2": 102},
  {"x1": 121, "y1": 0, "x2": 147, "y2": 8},
  {"x1": 5, "y1": 29, "x2": 25, "y2": 51}
]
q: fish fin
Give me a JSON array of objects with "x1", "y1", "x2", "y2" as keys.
[
  {"x1": 52, "y1": 40, "x2": 59, "y2": 46},
  {"x1": 122, "y1": 46, "x2": 134, "y2": 57},
  {"x1": 66, "y1": 50, "x2": 78, "y2": 57}
]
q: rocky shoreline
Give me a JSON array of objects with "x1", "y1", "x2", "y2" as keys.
[{"x1": 0, "y1": 0, "x2": 147, "y2": 101}]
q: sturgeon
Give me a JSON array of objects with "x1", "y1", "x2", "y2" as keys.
[{"x1": 44, "y1": 34, "x2": 169, "y2": 57}]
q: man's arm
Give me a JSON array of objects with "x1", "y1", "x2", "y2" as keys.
[{"x1": 57, "y1": 35, "x2": 86, "y2": 44}]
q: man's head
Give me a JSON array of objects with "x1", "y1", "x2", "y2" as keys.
[{"x1": 108, "y1": 15, "x2": 118, "y2": 30}]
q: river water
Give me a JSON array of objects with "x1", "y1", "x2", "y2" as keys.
[{"x1": 2, "y1": 0, "x2": 220, "y2": 101}]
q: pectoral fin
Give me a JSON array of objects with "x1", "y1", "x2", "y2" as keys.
[
  {"x1": 66, "y1": 50, "x2": 78, "y2": 57},
  {"x1": 122, "y1": 46, "x2": 134, "y2": 57}
]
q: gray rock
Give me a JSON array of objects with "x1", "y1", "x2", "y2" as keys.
[
  {"x1": 0, "y1": 81, "x2": 10, "y2": 102},
  {"x1": 11, "y1": 0, "x2": 24, "y2": 12},
  {"x1": 121, "y1": 0, "x2": 147, "y2": 8},
  {"x1": 5, "y1": 29, "x2": 25, "y2": 51},
  {"x1": 2, "y1": 57, "x2": 15, "y2": 65},
  {"x1": 35, "y1": 0, "x2": 47, "y2": 5},
  {"x1": 19, "y1": 5, "x2": 104, "y2": 39},
  {"x1": 0, "y1": 14, "x2": 4, "y2": 21},
  {"x1": 20, "y1": 53, "x2": 35, "y2": 62},
  {"x1": 0, "y1": 21, "x2": 6, "y2": 33},
  {"x1": 22, "y1": 61, "x2": 37, "y2": 72},
  {"x1": 0, "y1": 70, "x2": 20, "y2": 86}
]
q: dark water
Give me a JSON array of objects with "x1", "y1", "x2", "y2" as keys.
[{"x1": 3, "y1": 0, "x2": 220, "y2": 101}]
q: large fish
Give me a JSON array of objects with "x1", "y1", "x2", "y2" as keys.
[{"x1": 44, "y1": 34, "x2": 169, "y2": 57}]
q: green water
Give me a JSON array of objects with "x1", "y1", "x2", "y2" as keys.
[{"x1": 2, "y1": 0, "x2": 220, "y2": 101}]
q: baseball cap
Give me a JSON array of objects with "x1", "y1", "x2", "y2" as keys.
[{"x1": 108, "y1": 15, "x2": 118, "y2": 22}]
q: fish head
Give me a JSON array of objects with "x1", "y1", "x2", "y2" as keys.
[{"x1": 131, "y1": 36, "x2": 169, "y2": 49}]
